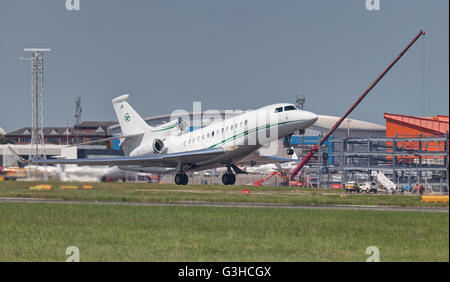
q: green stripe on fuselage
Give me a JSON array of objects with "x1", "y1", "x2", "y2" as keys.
[
  {"x1": 151, "y1": 124, "x2": 177, "y2": 132},
  {"x1": 208, "y1": 119, "x2": 303, "y2": 148}
]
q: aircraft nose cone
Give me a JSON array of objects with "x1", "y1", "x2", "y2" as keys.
[{"x1": 305, "y1": 111, "x2": 318, "y2": 125}]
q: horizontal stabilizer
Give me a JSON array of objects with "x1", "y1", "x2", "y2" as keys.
[{"x1": 65, "y1": 132, "x2": 144, "y2": 147}]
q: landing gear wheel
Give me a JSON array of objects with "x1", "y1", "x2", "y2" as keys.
[
  {"x1": 222, "y1": 174, "x2": 229, "y2": 185},
  {"x1": 174, "y1": 174, "x2": 182, "y2": 185},
  {"x1": 286, "y1": 148, "x2": 294, "y2": 155},
  {"x1": 222, "y1": 173, "x2": 236, "y2": 185},
  {"x1": 229, "y1": 174, "x2": 236, "y2": 185},
  {"x1": 175, "y1": 173, "x2": 189, "y2": 185},
  {"x1": 181, "y1": 173, "x2": 189, "y2": 185}
]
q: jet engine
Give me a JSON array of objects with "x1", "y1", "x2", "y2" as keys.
[{"x1": 153, "y1": 139, "x2": 165, "y2": 154}]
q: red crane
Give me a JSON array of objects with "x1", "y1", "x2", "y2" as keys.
[
  {"x1": 253, "y1": 171, "x2": 284, "y2": 187},
  {"x1": 290, "y1": 30, "x2": 426, "y2": 180}
]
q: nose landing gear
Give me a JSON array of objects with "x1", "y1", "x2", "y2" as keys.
[
  {"x1": 283, "y1": 134, "x2": 295, "y2": 155},
  {"x1": 286, "y1": 148, "x2": 295, "y2": 155},
  {"x1": 283, "y1": 130, "x2": 304, "y2": 155}
]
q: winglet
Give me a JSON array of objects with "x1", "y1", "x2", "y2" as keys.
[{"x1": 8, "y1": 146, "x2": 30, "y2": 164}]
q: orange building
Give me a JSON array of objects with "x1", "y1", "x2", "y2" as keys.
[
  {"x1": 385, "y1": 114, "x2": 449, "y2": 137},
  {"x1": 384, "y1": 113, "x2": 449, "y2": 163}
]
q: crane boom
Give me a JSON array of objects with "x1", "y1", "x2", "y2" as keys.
[{"x1": 290, "y1": 30, "x2": 426, "y2": 180}]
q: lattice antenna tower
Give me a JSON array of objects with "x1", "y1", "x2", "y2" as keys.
[
  {"x1": 22, "y1": 48, "x2": 51, "y2": 161},
  {"x1": 74, "y1": 96, "x2": 82, "y2": 143},
  {"x1": 296, "y1": 95, "x2": 306, "y2": 110}
]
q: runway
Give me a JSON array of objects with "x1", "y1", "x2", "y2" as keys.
[{"x1": 0, "y1": 197, "x2": 447, "y2": 213}]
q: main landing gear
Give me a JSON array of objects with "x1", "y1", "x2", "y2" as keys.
[
  {"x1": 174, "y1": 173, "x2": 189, "y2": 185},
  {"x1": 222, "y1": 173, "x2": 236, "y2": 185},
  {"x1": 222, "y1": 165, "x2": 236, "y2": 185}
]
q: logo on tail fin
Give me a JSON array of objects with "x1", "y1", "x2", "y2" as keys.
[{"x1": 124, "y1": 113, "x2": 131, "y2": 122}]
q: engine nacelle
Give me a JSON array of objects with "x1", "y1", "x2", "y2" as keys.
[
  {"x1": 153, "y1": 138, "x2": 165, "y2": 154},
  {"x1": 129, "y1": 138, "x2": 168, "y2": 157}
]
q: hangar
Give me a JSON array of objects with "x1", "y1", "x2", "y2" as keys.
[{"x1": 384, "y1": 113, "x2": 449, "y2": 164}]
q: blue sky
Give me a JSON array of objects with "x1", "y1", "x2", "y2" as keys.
[{"x1": 0, "y1": 0, "x2": 448, "y2": 132}]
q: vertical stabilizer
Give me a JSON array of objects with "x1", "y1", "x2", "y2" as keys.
[{"x1": 112, "y1": 94, "x2": 150, "y2": 136}]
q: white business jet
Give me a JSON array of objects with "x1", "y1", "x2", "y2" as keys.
[{"x1": 10, "y1": 95, "x2": 318, "y2": 185}]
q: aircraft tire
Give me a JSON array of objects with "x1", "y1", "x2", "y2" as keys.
[
  {"x1": 222, "y1": 173, "x2": 236, "y2": 185},
  {"x1": 286, "y1": 148, "x2": 294, "y2": 155},
  {"x1": 175, "y1": 174, "x2": 182, "y2": 185},
  {"x1": 181, "y1": 173, "x2": 189, "y2": 185},
  {"x1": 229, "y1": 174, "x2": 236, "y2": 185},
  {"x1": 222, "y1": 174, "x2": 228, "y2": 185}
]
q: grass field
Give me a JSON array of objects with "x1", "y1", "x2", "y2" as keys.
[
  {"x1": 0, "y1": 180, "x2": 448, "y2": 208},
  {"x1": 0, "y1": 181, "x2": 447, "y2": 261},
  {"x1": 0, "y1": 202, "x2": 448, "y2": 262}
]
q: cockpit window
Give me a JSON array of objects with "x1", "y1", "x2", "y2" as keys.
[
  {"x1": 284, "y1": 105, "x2": 297, "y2": 111},
  {"x1": 275, "y1": 107, "x2": 283, "y2": 113}
]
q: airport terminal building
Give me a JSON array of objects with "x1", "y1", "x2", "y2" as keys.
[
  {"x1": 0, "y1": 121, "x2": 121, "y2": 167},
  {"x1": 4, "y1": 121, "x2": 116, "y2": 145}
]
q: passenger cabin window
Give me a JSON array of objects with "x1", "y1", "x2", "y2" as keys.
[
  {"x1": 284, "y1": 105, "x2": 297, "y2": 111},
  {"x1": 275, "y1": 107, "x2": 283, "y2": 113}
]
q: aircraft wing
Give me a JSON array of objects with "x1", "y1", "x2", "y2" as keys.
[
  {"x1": 263, "y1": 156, "x2": 302, "y2": 162},
  {"x1": 8, "y1": 146, "x2": 225, "y2": 167},
  {"x1": 236, "y1": 151, "x2": 301, "y2": 166}
]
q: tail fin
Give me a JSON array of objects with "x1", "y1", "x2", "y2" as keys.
[{"x1": 112, "y1": 94, "x2": 150, "y2": 135}]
